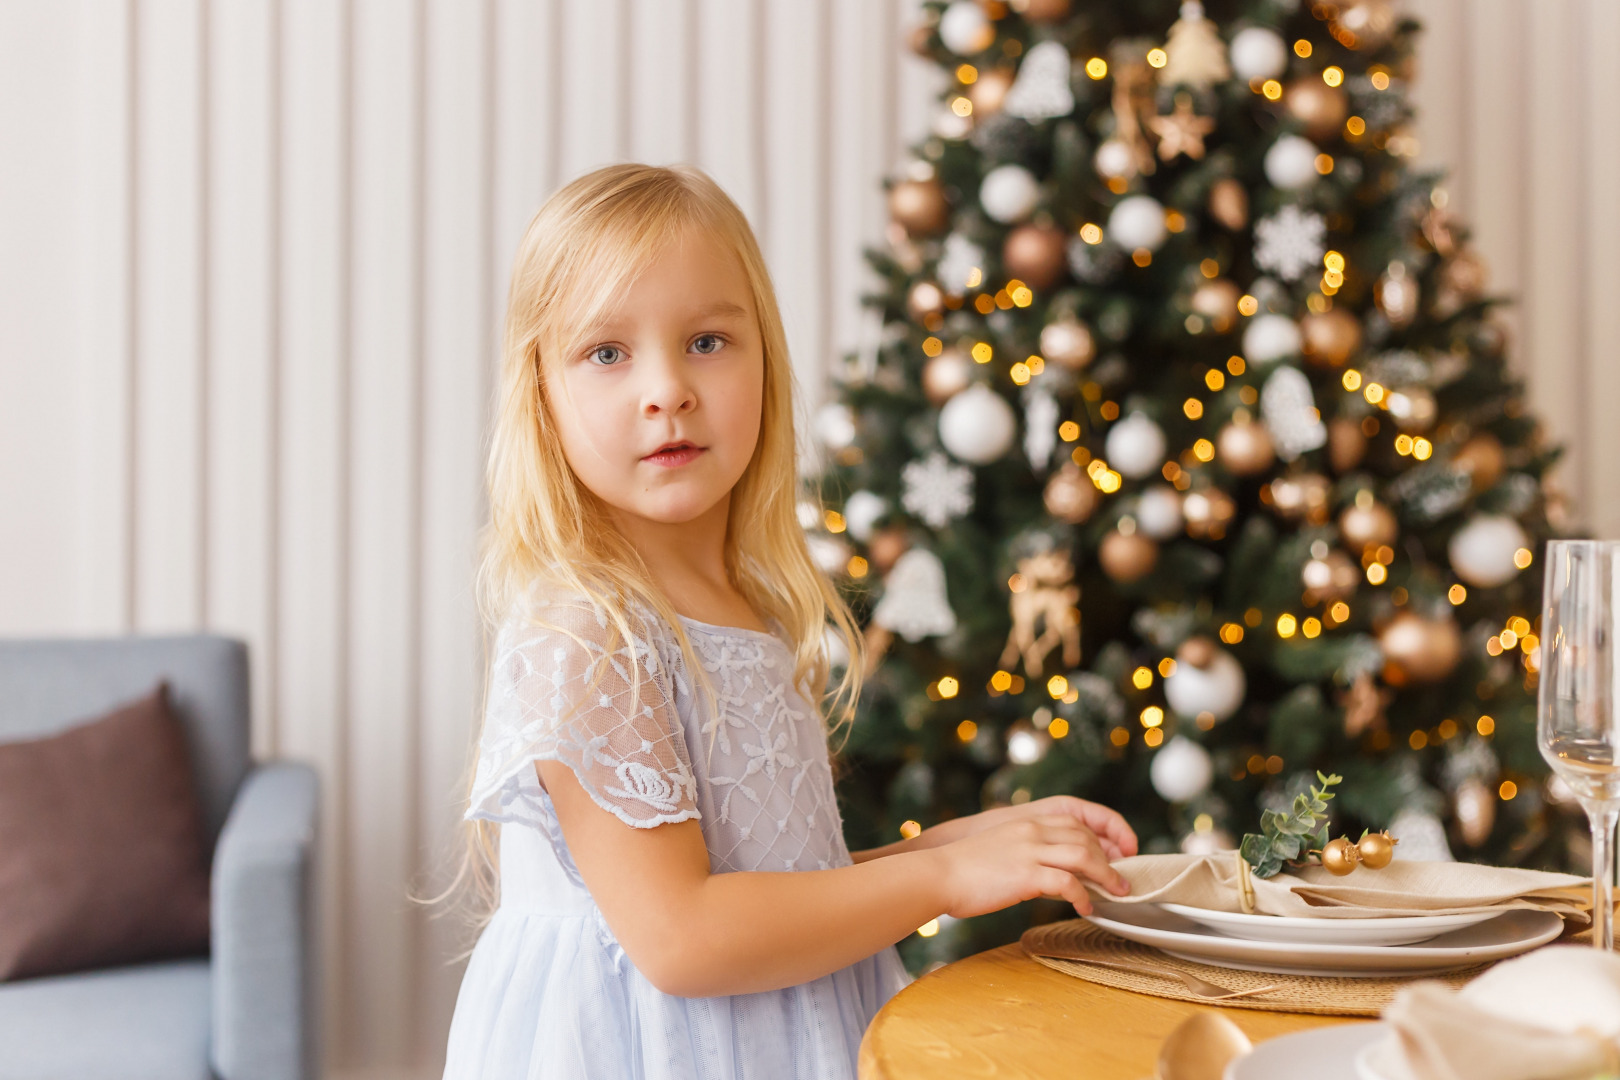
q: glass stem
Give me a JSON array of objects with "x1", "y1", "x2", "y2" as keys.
[{"x1": 1588, "y1": 801, "x2": 1620, "y2": 951}]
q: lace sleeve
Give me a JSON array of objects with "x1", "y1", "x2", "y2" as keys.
[{"x1": 466, "y1": 600, "x2": 700, "y2": 831}]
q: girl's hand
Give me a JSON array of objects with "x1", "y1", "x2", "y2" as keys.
[
  {"x1": 931, "y1": 812, "x2": 1132, "y2": 920},
  {"x1": 916, "y1": 796, "x2": 1139, "y2": 861}
]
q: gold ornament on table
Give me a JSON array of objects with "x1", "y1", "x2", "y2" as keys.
[
  {"x1": 1283, "y1": 77, "x2": 1348, "y2": 141},
  {"x1": 1099, "y1": 527, "x2": 1159, "y2": 583},
  {"x1": 888, "y1": 177, "x2": 950, "y2": 236},
  {"x1": 1302, "y1": 549, "x2": 1359, "y2": 605},
  {"x1": 1158, "y1": 1, "x2": 1230, "y2": 88},
  {"x1": 997, "y1": 549, "x2": 1082, "y2": 677},
  {"x1": 1317, "y1": 832, "x2": 1401, "y2": 876},
  {"x1": 1039, "y1": 317, "x2": 1095, "y2": 370},
  {"x1": 922, "y1": 348, "x2": 975, "y2": 405},
  {"x1": 1378, "y1": 611, "x2": 1462, "y2": 685},
  {"x1": 906, "y1": 280, "x2": 945, "y2": 323},
  {"x1": 1043, "y1": 464, "x2": 1100, "y2": 523},
  {"x1": 1207, "y1": 177, "x2": 1248, "y2": 230},
  {"x1": 1181, "y1": 488, "x2": 1236, "y2": 540},
  {"x1": 1328, "y1": 417, "x2": 1368, "y2": 473},
  {"x1": 1301, "y1": 308, "x2": 1362, "y2": 367},
  {"x1": 1375, "y1": 262, "x2": 1420, "y2": 327},
  {"x1": 1339, "y1": 491, "x2": 1398, "y2": 550},
  {"x1": 1190, "y1": 278, "x2": 1241, "y2": 332},
  {"x1": 968, "y1": 66, "x2": 1015, "y2": 116},
  {"x1": 1338, "y1": 672, "x2": 1390, "y2": 738},
  {"x1": 1263, "y1": 473, "x2": 1331, "y2": 523},
  {"x1": 1002, "y1": 222, "x2": 1068, "y2": 290},
  {"x1": 1453, "y1": 432, "x2": 1505, "y2": 493},
  {"x1": 1149, "y1": 92, "x2": 1216, "y2": 161},
  {"x1": 1215, "y1": 419, "x2": 1275, "y2": 476}
]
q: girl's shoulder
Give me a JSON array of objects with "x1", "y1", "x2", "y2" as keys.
[{"x1": 496, "y1": 581, "x2": 672, "y2": 654}]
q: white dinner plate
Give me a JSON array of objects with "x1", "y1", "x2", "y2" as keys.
[
  {"x1": 1223, "y1": 1024, "x2": 1388, "y2": 1080},
  {"x1": 1158, "y1": 903, "x2": 1503, "y2": 947},
  {"x1": 1085, "y1": 902, "x2": 1564, "y2": 977}
]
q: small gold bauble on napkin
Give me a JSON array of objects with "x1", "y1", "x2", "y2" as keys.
[{"x1": 1091, "y1": 851, "x2": 1591, "y2": 921}]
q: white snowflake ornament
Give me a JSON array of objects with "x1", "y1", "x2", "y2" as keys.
[
  {"x1": 1260, "y1": 365, "x2": 1328, "y2": 460},
  {"x1": 1023, "y1": 388, "x2": 1060, "y2": 471},
  {"x1": 901, "y1": 452, "x2": 974, "y2": 529},
  {"x1": 1002, "y1": 41, "x2": 1075, "y2": 122},
  {"x1": 873, "y1": 548, "x2": 957, "y2": 642},
  {"x1": 1253, "y1": 205, "x2": 1326, "y2": 281}
]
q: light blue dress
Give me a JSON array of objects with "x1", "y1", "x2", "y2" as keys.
[{"x1": 440, "y1": 596, "x2": 912, "y2": 1080}]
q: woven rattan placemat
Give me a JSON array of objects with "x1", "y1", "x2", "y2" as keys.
[{"x1": 1020, "y1": 918, "x2": 1489, "y2": 1017}]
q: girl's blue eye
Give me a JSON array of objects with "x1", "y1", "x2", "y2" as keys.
[
  {"x1": 692, "y1": 334, "x2": 724, "y2": 355},
  {"x1": 589, "y1": 345, "x2": 623, "y2": 366}
]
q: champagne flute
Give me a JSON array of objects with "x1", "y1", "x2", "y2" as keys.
[{"x1": 1537, "y1": 539, "x2": 1620, "y2": 950}]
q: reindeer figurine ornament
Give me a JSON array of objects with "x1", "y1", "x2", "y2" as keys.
[{"x1": 998, "y1": 548, "x2": 1082, "y2": 677}]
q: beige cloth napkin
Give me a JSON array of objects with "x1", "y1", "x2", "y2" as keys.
[
  {"x1": 1374, "y1": 945, "x2": 1620, "y2": 1080},
  {"x1": 1092, "y1": 851, "x2": 1590, "y2": 920}
]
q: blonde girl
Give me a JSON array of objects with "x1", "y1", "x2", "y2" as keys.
[{"x1": 439, "y1": 163, "x2": 1136, "y2": 1080}]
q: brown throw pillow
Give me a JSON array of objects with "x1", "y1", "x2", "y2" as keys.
[{"x1": 0, "y1": 683, "x2": 211, "y2": 981}]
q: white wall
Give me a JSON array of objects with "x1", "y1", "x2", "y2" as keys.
[{"x1": 1, "y1": 1, "x2": 1615, "y2": 1076}]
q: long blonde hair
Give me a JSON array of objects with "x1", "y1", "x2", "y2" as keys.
[{"x1": 451, "y1": 163, "x2": 866, "y2": 926}]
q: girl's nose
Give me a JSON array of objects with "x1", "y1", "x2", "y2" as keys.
[{"x1": 641, "y1": 347, "x2": 697, "y2": 415}]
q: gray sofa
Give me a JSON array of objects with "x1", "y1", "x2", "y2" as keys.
[{"x1": 0, "y1": 636, "x2": 318, "y2": 1080}]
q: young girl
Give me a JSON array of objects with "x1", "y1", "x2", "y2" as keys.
[{"x1": 440, "y1": 163, "x2": 1138, "y2": 1079}]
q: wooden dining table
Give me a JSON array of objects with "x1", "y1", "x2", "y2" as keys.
[{"x1": 858, "y1": 943, "x2": 1357, "y2": 1080}]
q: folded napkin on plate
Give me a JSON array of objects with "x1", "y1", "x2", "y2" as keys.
[
  {"x1": 1372, "y1": 945, "x2": 1620, "y2": 1080},
  {"x1": 1092, "y1": 851, "x2": 1589, "y2": 920}
]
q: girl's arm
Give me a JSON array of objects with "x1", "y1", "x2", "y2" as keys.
[
  {"x1": 849, "y1": 796, "x2": 1139, "y2": 865},
  {"x1": 538, "y1": 759, "x2": 1131, "y2": 998}
]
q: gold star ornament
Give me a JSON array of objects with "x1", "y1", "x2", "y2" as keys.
[{"x1": 1150, "y1": 94, "x2": 1215, "y2": 161}]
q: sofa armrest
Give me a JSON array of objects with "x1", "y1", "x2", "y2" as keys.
[{"x1": 210, "y1": 762, "x2": 319, "y2": 1080}]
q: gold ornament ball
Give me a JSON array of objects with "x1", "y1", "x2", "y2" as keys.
[
  {"x1": 868, "y1": 527, "x2": 910, "y2": 574},
  {"x1": 1014, "y1": 0, "x2": 1072, "y2": 21},
  {"x1": 906, "y1": 280, "x2": 945, "y2": 322},
  {"x1": 1216, "y1": 420, "x2": 1275, "y2": 476},
  {"x1": 1178, "y1": 635, "x2": 1218, "y2": 669},
  {"x1": 1190, "y1": 279, "x2": 1242, "y2": 333},
  {"x1": 1002, "y1": 223, "x2": 1068, "y2": 291},
  {"x1": 1357, "y1": 830, "x2": 1397, "y2": 869},
  {"x1": 1386, "y1": 387, "x2": 1437, "y2": 433},
  {"x1": 1328, "y1": 417, "x2": 1368, "y2": 473},
  {"x1": 1320, "y1": 837, "x2": 1361, "y2": 876},
  {"x1": 1099, "y1": 530, "x2": 1159, "y2": 583},
  {"x1": 1302, "y1": 550, "x2": 1359, "y2": 605},
  {"x1": 907, "y1": 21, "x2": 935, "y2": 57},
  {"x1": 1301, "y1": 308, "x2": 1363, "y2": 367},
  {"x1": 969, "y1": 67, "x2": 1014, "y2": 116},
  {"x1": 1378, "y1": 612, "x2": 1462, "y2": 685},
  {"x1": 1331, "y1": 0, "x2": 1399, "y2": 50},
  {"x1": 1438, "y1": 249, "x2": 1489, "y2": 308},
  {"x1": 1454, "y1": 777, "x2": 1496, "y2": 848},
  {"x1": 1182, "y1": 489, "x2": 1237, "y2": 540},
  {"x1": 1265, "y1": 473, "x2": 1332, "y2": 523},
  {"x1": 1376, "y1": 263, "x2": 1421, "y2": 327},
  {"x1": 1283, "y1": 78, "x2": 1349, "y2": 141},
  {"x1": 1453, "y1": 433, "x2": 1505, "y2": 493},
  {"x1": 1207, "y1": 178, "x2": 1248, "y2": 231},
  {"x1": 888, "y1": 178, "x2": 950, "y2": 237},
  {"x1": 1044, "y1": 465, "x2": 1100, "y2": 524},
  {"x1": 1040, "y1": 318, "x2": 1095, "y2": 371},
  {"x1": 1339, "y1": 500, "x2": 1398, "y2": 550},
  {"x1": 922, "y1": 349, "x2": 975, "y2": 405}
]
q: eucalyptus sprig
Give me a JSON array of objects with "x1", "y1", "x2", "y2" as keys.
[{"x1": 1238, "y1": 771, "x2": 1343, "y2": 879}]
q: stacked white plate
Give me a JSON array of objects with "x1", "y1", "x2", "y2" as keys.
[{"x1": 1085, "y1": 900, "x2": 1564, "y2": 977}]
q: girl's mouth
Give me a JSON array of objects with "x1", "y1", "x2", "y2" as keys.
[{"x1": 643, "y1": 441, "x2": 704, "y2": 467}]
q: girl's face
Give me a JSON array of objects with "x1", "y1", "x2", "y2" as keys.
[{"x1": 546, "y1": 225, "x2": 765, "y2": 533}]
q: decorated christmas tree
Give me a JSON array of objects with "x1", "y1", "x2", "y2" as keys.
[{"x1": 815, "y1": 0, "x2": 1582, "y2": 970}]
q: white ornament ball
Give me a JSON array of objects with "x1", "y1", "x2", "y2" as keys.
[
  {"x1": 842, "y1": 490, "x2": 887, "y2": 542},
  {"x1": 1094, "y1": 139, "x2": 1136, "y2": 180},
  {"x1": 939, "y1": 383, "x2": 1018, "y2": 465},
  {"x1": 815, "y1": 402, "x2": 857, "y2": 449},
  {"x1": 1105, "y1": 412, "x2": 1167, "y2": 479},
  {"x1": 1264, "y1": 134, "x2": 1321, "y2": 191},
  {"x1": 1388, "y1": 808, "x2": 1455, "y2": 862},
  {"x1": 1242, "y1": 313, "x2": 1303, "y2": 365},
  {"x1": 1229, "y1": 27, "x2": 1289, "y2": 82},
  {"x1": 806, "y1": 534, "x2": 852, "y2": 575},
  {"x1": 1181, "y1": 826, "x2": 1235, "y2": 856},
  {"x1": 980, "y1": 164, "x2": 1041, "y2": 224},
  {"x1": 1135, "y1": 486, "x2": 1184, "y2": 540},
  {"x1": 938, "y1": 0, "x2": 994, "y2": 56},
  {"x1": 1448, "y1": 514, "x2": 1531, "y2": 588},
  {"x1": 1151, "y1": 737, "x2": 1214, "y2": 803},
  {"x1": 1165, "y1": 647, "x2": 1246, "y2": 722},
  {"x1": 1108, "y1": 195, "x2": 1168, "y2": 252}
]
